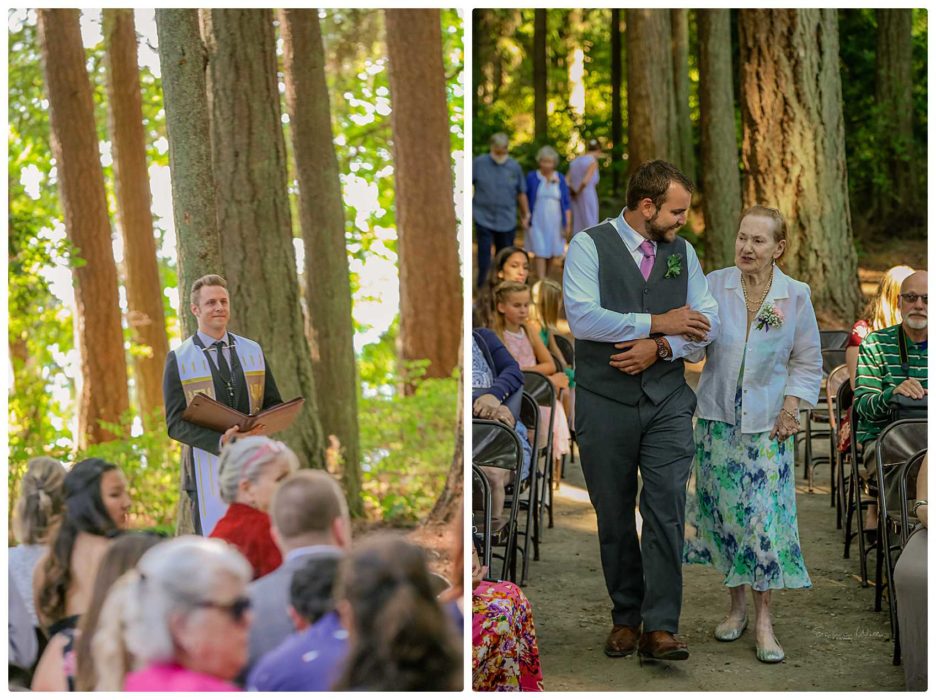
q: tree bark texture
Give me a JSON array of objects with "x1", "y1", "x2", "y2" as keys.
[
  {"x1": 155, "y1": 9, "x2": 223, "y2": 340},
  {"x1": 385, "y1": 10, "x2": 463, "y2": 381},
  {"x1": 875, "y1": 9, "x2": 916, "y2": 218},
  {"x1": 279, "y1": 9, "x2": 362, "y2": 514},
  {"x1": 103, "y1": 9, "x2": 170, "y2": 429},
  {"x1": 698, "y1": 9, "x2": 741, "y2": 270},
  {"x1": 611, "y1": 8, "x2": 623, "y2": 195},
  {"x1": 37, "y1": 9, "x2": 130, "y2": 448},
  {"x1": 202, "y1": 9, "x2": 325, "y2": 470},
  {"x1": 533, "y1": 9, "x2": 548, "y2": 143},
  {"x1": 739, "y1": 9, "x2": 862, "y2": 321},
  {"x1": 626, "y1": 9, "x2": 678, "y2": 178},
  {"x1": 671, "y1": 9, "x2": 696, "y2": 180}
]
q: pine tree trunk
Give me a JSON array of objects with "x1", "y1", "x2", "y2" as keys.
[
  {"x1": 37, "y1": 9, "x2": 129, "y2": 448},
  {"x1": 698, "y1": 9, "x2": 741, "y2": 270},
  {"x1": 611, "y1": 8, "x2": 623, "y2": 196},
  {"x1": 385, "y1": 10, "x2": 462, "y2": 382},
  {"x1": 626, "y1": 9, "x2": 677, "y2": 177},
  {"x1": 739, "y1": 9, "x2": 862, "y2": 321},
  {"x1": 155, "y1": 9, "x2": 223, "y2": 341},
  {"x1": 103, "y1": 9, "x2": 170, "y2": 430},
  {"x1": 279, "y1": 9, "x2": 362, "y2": 515},
  {"x1": 671, "y1": 9, "x2": 695, "y2": 180},
  {"x1": 875, "y1": 9, "x2": 916, "y2": 219},
  {"x1": 533, "y1": 9, "x2": 548, "y2": 143},
  {"x1": 202, "y1": 9, "x2": 326, "y2": 470}
]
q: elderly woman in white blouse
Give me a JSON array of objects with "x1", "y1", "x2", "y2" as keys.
[{"x1": 684, "y1": 205, "x2": 822, "y2": 664}]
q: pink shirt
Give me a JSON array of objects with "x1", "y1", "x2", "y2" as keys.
[{"x1": 123, "y1": 663, "x2": 240, "y2": 692}]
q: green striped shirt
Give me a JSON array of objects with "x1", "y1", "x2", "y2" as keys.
[{"x1": 854, "y1": 324, "x2": 927, "y2": 444}]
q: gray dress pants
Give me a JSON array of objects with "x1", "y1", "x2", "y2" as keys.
[{"x1": 575, "y1": 383, "x2": 696, "y2": 632}]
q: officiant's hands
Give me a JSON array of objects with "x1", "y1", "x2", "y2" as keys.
[
  {"x1": 610, "y1": 339, "x2": 658, "y2": 375},
  {"x1": 221, "y1": 423, "x2": 266, "y2": 446}
]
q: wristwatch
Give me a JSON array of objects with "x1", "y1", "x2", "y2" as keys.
[{"x1": 654, "y1": 337, "x2": 671, "y2": 359}]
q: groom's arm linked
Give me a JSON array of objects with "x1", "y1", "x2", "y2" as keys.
[{"x1": 563, "y1": 234, "x2": 719, "y2": 374}]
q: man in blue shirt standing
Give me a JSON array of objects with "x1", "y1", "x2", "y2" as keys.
[
  {"x1": 563, "y1": 160, "x2": 719, "y2": 663},
  {"x1": 473, "y1": 132, "x2": 531, "y2": 288}
]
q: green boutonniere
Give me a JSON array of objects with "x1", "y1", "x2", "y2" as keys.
[{"x1": 665, "y1": 253, "x2": 683, "y2": 279}]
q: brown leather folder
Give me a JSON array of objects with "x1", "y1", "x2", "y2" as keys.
[{"x1": 182, "y1": 394, "x2": 305, "y2": 435}]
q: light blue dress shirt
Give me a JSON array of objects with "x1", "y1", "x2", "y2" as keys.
[{"x1": 562, "y1": 209, "x2": 719, "y2": 359}]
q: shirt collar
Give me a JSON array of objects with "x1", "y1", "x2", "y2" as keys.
[
  {"x1": 613, "y1": 208, "x2": 656, "y2": 254},
  {"x1": 725, "y1": 265, "x2": 791, "y2": 301},
  {"x1": 197, "y1": 330, "x2": 230, "y2": 348},
  {"x1": 285, "y1": 544, "x2": 343, "y2": 562}
]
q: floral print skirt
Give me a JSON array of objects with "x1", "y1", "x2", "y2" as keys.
[
  {"x1": 472, "y1": 580, "x2": 544, "y2": 692},
  {"x1": 684, "y1": 383, "x2": 811, "y2": 591}
]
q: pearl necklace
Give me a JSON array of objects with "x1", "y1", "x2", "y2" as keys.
[{"x1": 741, "y1": 265, "x2": 774, "y2": 314}]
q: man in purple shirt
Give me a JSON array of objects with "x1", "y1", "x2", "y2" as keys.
[{"x1": 246, "y1": 556, "x2": 348, "y2": 691}]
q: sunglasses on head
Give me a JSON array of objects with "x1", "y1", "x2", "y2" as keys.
[
  {"x1": 900, "y1": 293, "x2": 928, "y2": 304},
  {"x1": 195, "y1": 595, "x2": 252, "y2": 623}
]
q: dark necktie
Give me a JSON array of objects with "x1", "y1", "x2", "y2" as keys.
[{"x1": 212, "y1": 341, "x2": 234, "y2": 402}]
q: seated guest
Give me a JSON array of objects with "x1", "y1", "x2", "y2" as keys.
[
  {"x1": 9, "y1": 569, "x2": 38, "y2": 688},
  {"x1": 471, "y1": 541, "x2": 543, "y2": 691},
  {"x1": 246, "y1": 556, "x2": 345, "y2": 691},
  {"x1": 34, "y1": 459, "x2": 132, "y2": 636},
  {"x1": 11, "y1": 457, "x2": 66, "y2": 631},
  {"x1": 332, "y1": 534, "x2": 461, "y2": 691},
  {"x1": 91, "y1": 537, "x2": 252, "y2": 691},
  {"x1": 894, "y1": 452, "x2": 927, "y2": 691},
  {"x1": 209, "y1": 436, "x2": 299, "y2": 579},
  {"x1": 854, "y1": 270, "x2": 928, "y2": 479},
  {"x1": 247, "y1": 470, "x2": 351, "y2": 672},
  {"x1": 472, "y1": 323, "x2": 533, "y2": 519},
  {"x1": 31, "y1": 533, "x2": 161, "y2": 691}
]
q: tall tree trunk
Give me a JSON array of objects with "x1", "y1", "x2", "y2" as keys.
[
  {"x1": 626, "y1": 9, "x2": 678, "y2": 177},
  {"x1": 37, "y1": 10, "x2": 129, "y2": 449},
  {"x1": 875, "y1": 9, "x2": 916, "y2": 219},
  {"x1": 739, "y1": 9, "x2": 862, "y2": 321},
  {"x1": 611, "y1": 8, "x2": 623, "y2": 196},
  {"x1": 279, "y1": 9, "x2": 362, "y2": 515},
  {"x1": 427, "y1": 342, "x2": 463, "y2": 525},
  {"x1": 155, "y1": 9, "x2": 223, "y2": 340},
  {"x1": 671, "y1": 9, "x2": 695, "y2": 179},
  {"x1": 472, "y1": 10, "x2": 481, "y2": 120},
  {"x1": 103, "y1": 9, "x2": 169, "y2": 429},
  {"x1": 202, "y1": 9, "x2": 326, "y2": 470},
  {"x1": 698, "y1": 9, "x2": 741, "y2": 270},
  {"x1": 533, "y1": 9, "x2": 548, "y2": 143},
  {"x1": 385, "y1": 10, "x2": 462, "y2": 381}
]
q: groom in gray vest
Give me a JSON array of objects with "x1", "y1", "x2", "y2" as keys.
[{"x1": 563, "y1": 160, "x2": 719, "y2": 661}]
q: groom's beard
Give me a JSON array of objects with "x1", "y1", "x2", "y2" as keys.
[{"x1": 646, "y1": 214, "x2": 681, "y2": 242}]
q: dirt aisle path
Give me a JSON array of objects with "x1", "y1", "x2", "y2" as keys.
[{"x1": 521, "y1": 445, "x2": 905, "y2": 691}]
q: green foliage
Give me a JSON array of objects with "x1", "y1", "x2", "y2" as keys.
[{"x1": 357, "y1": 322, "x2": 458, "y2": 523}]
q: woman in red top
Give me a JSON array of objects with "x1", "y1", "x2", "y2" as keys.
[{"x1": 209, "y1": 436, "x2": 298, "y2": 579}]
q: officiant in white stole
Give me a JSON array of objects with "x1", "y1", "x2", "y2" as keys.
[{"x1": 163, "y1": 274, "x2": 283, "y2": 534}]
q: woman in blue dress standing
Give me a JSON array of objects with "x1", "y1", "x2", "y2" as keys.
[
  {"x1": 684, "y1": 205, "x2": 822, "y2": 663},
  {"x1": 525, "y1": 145, "x2": 571, "y2": 281}
]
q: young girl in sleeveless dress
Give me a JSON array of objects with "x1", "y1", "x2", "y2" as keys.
[{"x1": 492, "y1": 281, "x2": 571, "y2": 479}]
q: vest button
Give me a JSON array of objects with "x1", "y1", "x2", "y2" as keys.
[{"x1": 643, "y1": 289, "x2": 649, "y2": 295}]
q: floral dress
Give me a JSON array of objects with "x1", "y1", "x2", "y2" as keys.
[
  {"x1": 472, "y1": 580, "x2": 544, "y2": 691},
  {"x1": 684, "y1": 358, "x2": 812, "y2": 591}
]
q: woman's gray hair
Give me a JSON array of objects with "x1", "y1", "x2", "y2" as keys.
[
  {"x1": 489, "y1": 132, "x2": 509, "y2": 148},
  {"x1": 216, "y1": 436, "x2": 299, "y2": 504},
  {"x1": 91, "y1": 536, "x2": 252, "y2": 690},
  {"x1": 536, "y1": 145, "x2": 559, "y2": 165}
]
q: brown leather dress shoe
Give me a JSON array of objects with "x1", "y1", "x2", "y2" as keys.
[
  {"x1": 604, "y1": 624, "x2": 641, "y2": 657},
  {"x1": 638, "y1": 630, "x2": 689, "y2": 660}
]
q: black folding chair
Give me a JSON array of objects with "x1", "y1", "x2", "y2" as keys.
[
  {"x1": 897, "y1": 449, "x2": 926, "y2": 546},
  {"x1": 524, "y1": 370, "x2": 557, "y2": 533},
  {"x1": 554, "y1": 334, "x2": 577, "y2": 465},
  {"x1": 471, "y1": 465, "x2": 493, "y2": 573},
  {"x1": 834, "y1": 380, "x2": 854, "y2": 530},
  {"x1": 471, "y1": 419, "x2": 524, "y2": 582},
  {"x1": 873, "y1": 419, "x2": 927, "y2": 663},
  {"x1": 512, "y1": 392, "x2": 541, "y2": 585},
  {"x1": 844, "y1": 405, "x2": 874, "y2": 586},
  {"x1": 802, "y1": 350, "x2": 846, "y2": 488},
  {"x1": 819, "y1": 329, "x2": 850, "y2": 350}
]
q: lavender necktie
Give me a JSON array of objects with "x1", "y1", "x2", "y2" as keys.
[{"x1": 639, "y1": 240, "x2": 656, "y2": 281}]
